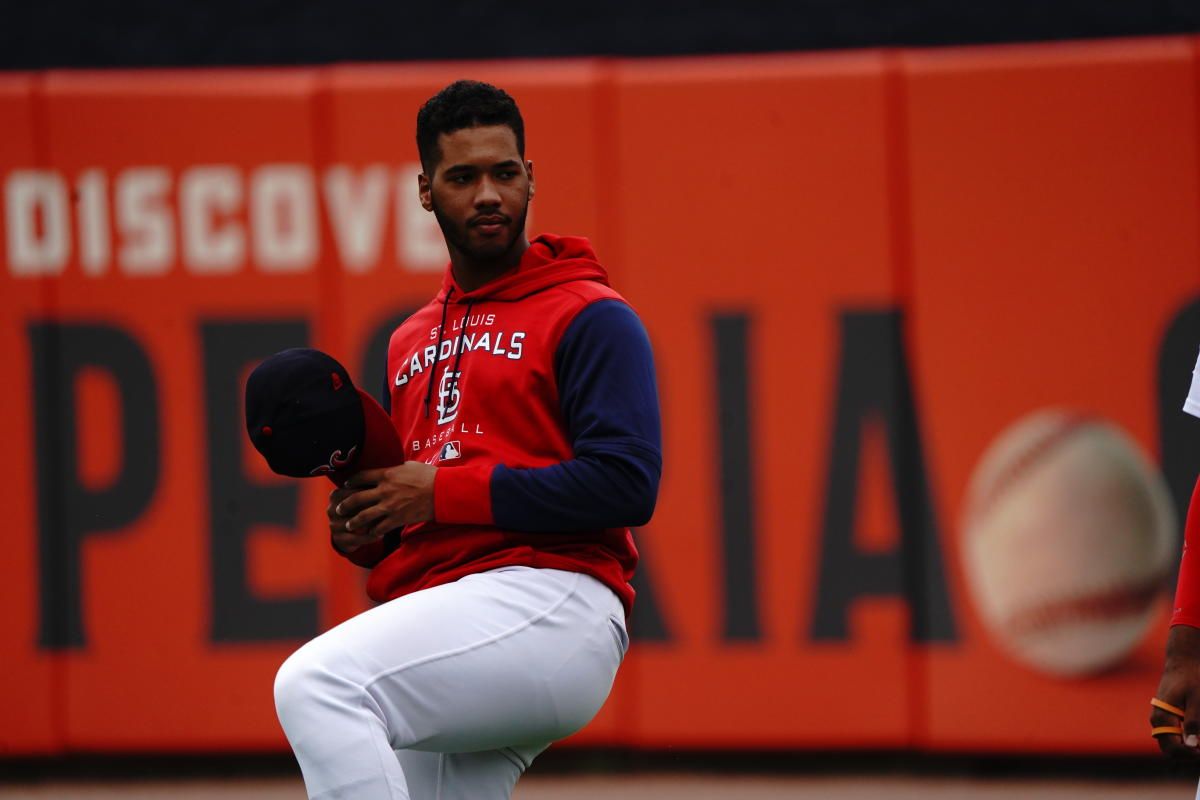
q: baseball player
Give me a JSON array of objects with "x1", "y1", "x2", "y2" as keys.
[
  {"x1": 1153, "y1": 346, "x2": 1200, "y2": 778},
  {"x1": 268, "y1": 80, "x2": 661, "y2": 799}
]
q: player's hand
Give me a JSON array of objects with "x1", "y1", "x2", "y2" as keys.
[
  {"x1": 1153, "y1": 624, "x2": 1200, "y2": 759},
  {"x1": 337, "y1": 463, "x2": 437, "y2": 536},
  {"x1": 327, "y1": 485, "x2": 387, "y2": 554}
]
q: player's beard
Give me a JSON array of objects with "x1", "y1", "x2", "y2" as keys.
[{"x1": 431, "y1": 188, "x2": 531, "y2": 266}]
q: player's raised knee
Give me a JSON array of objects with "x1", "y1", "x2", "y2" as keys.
[
  {"x1": 272, "y1": 647, "x2": 352, "y2": 734},
  {"x1": 273, "y1": 650, "x2": 310, "y2": 728}
]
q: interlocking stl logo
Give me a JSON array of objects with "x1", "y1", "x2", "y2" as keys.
[{"x1": 436, "y1": 368, "x2": 461, "y2": 425}]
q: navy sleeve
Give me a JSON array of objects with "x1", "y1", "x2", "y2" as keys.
[{"x1": 490, "y1": 300, "x2": 662, "y2": 531}]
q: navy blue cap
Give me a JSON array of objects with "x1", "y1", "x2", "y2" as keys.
[{"x1": 245, "y1": 348, "x2": 403, "y2": 483}]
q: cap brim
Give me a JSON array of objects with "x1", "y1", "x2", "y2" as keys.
[{"x1": 327, "y1": 389, "x2": 405, "y2": 486}]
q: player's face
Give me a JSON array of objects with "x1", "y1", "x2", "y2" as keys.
[{"x1": 420, "y1": 125, "x2": 534, "y2": 265}]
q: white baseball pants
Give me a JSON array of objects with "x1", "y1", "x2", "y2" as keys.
[{"x1": 273, "y1": 566, "x2": 629, "y2": 799}]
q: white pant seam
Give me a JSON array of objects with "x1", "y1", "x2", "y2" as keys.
[
  {"x1": 361, "y1": 571, "x2": 582, "y2": 690},
  {"x1": 498, "y1": 746, "x2": 527, "y2": 771},
  {"x1": 362, "y1": 693, "x2": 407, "y2": 799}
]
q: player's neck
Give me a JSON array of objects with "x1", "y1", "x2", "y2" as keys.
[{"x1": 449, "y1": 236, "x2": 529, "y2": 294}]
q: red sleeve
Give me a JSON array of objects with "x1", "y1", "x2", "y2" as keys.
[
  {"x1": 1171, "y1": 474, "x2": 1200, "y2": 627},
  {"x1": 433, "y1": 463, "x2": 496, "y2": 525}
]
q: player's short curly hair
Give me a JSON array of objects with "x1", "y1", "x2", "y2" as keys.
[{"x1": 416, "y1": 80, "x2": 525, "y2": 174}]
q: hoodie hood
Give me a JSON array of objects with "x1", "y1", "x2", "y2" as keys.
[{"x1": 436, "y1": 233, "x2": 609, "y2": 304}]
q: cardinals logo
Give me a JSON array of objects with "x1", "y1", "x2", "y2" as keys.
[
  {"x1": 437, "y1": 367, "x2": 462, "y2": 425},
  {"x1": 309, "y1": 445, "x2": 358, "y2": 476}
]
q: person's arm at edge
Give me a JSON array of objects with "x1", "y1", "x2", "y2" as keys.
[{"x1": 1154, "y1": 473, "x2": 1200, "y2": 757}]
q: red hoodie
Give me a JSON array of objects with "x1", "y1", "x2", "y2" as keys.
[{"x1": 367, "y1": 234, "x2": 645, "y2": 613}]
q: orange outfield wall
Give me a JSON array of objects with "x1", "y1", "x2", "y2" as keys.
[{"x1": 1, "y1": 37, "x2": 1197, "y2": 756}]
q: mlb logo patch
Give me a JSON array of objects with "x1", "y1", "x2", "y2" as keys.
[{"x1": 438, "y1": 441, "x2": 462, "y2": 462}]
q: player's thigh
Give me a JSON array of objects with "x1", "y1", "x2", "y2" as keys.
[
  {"x1": 279, "y1": 566, "x2": 626, "y2": 752},
  {"x1": 380, "y1": 567, "x2": 627, "y2": 753}
]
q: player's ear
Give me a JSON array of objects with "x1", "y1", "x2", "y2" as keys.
[
  {"x1": 418, "y1": 171, "x2": 433, "y2": 212},
  {"x1": 526, "y1": 160, "x2": 535, "y2": 200}
]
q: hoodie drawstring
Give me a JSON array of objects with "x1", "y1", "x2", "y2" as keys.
[
  {"x1": 424, "y1": 288, "x2": 453, "y2": 419},
  {"x1": 424, "y1": 290, "x2": 476, "y2": 420},
  {"x1": 448, "y1": 300, "x2": 474, "y2": 402}
]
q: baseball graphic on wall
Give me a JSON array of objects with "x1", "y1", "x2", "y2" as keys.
[{"x1": 960, "y1": 410, "x2": 1176, "y2": 677}]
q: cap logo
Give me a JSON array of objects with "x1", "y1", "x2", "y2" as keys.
[
  {"x1": 309, "y1": 445, "x2": 358, "y2": 476},
  {"x1": 331, "y1": 372, "x2": 344, "y2": 391}
]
